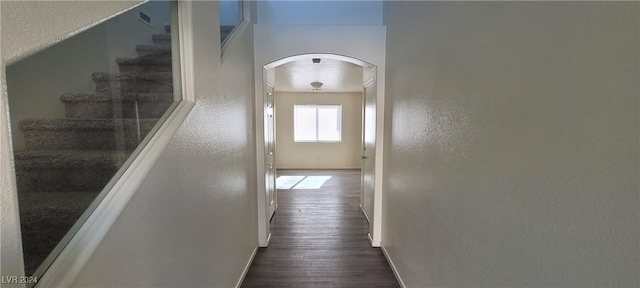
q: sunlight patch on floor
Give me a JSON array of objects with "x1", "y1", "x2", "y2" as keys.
[
  {"x1": 276, "y1": 175, "x2": 332, "y2": 189},
  {"x1": 276, "y1": 176, "x2": 305, "y2": 189}
]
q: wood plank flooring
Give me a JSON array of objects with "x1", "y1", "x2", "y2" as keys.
[{"x1": 241, "y1": 170, "x2": 399, "y2": 288}]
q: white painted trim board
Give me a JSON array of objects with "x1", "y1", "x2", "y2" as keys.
[
  {"x1": 381, "y1": 245, "x2": 407, "y2": 288},
  {"x1": 234, "y1": 245, "x2": 258, "y2": 288}
]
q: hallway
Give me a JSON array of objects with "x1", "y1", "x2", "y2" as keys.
[{"x1": 242, "y1": 170, "x2": 399, "y2": 288}]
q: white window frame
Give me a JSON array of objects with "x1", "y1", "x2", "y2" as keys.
[
  {"x1": 221, "y1": 0, "x2": 250, "y2": 61},
  {"x1": 294, "y1": 104, "x2": 342, "y2": 143}
]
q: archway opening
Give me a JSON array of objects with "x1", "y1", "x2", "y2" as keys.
[{"x1": 256, "y1": 53, "x2": 380, "y2": 248}]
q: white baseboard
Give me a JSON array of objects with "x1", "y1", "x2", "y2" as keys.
[
  {"x1": 368, "y1": 233, "x2": 380, "y2": 247},
  {"x1": 259, "y1": 232, "x2": 272, "y2": 247},
  {"x1": 381, "y1": 245, "x2": 406, "y2": 288},
  {"x1": 362, "y1": 207, "x2": 371, "y2": 223},
  {"x1": 235, "y1": 245, "x2": 258, "y2": 288}
]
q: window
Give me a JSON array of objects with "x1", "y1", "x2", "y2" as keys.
[
  {"x1": 6, "y1": 0, "x2": 182, "y2": 278},
  {"x1": 219, "y1": 0, "x2": 244, "y2": 44},
  {"x1": 294, "y1": 105, "x2": 342, "y2": 142}
]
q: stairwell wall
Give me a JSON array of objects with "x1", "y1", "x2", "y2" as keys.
[
  {"x1": 1, "y1": 1, "x2": 258, "y2": 287},
  {"x1": 382, "y1": 2, "x2": 639, "y2": 287},
  {"x1": 4, "y1": 0, "x2": 169, "y2": 150},
  {"x1": 6, "y1": 26, "x2": 111, "y2": 150},
  {"x1": 104, "y1": 1, "x2": 170, "y2": 72}
]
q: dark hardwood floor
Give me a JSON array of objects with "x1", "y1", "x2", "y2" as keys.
[{"x1": 241, "y1": 169, "x2": 400, "y2": 288}]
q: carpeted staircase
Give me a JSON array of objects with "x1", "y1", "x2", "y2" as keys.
[{"x1": 14, "y1": 31, "x2": 175, "y2": 276}]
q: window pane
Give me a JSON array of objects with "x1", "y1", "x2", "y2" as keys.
[
  {"x1": 6, "y1": 0, "x2": 181, "y2": 277},
  {"x1": 294, "y1": 106, "x2": 317, "y2": 141},
  {"x1": 318, "y1": 107, "x2": 341, "y2": 141},
  {"x1": 220, "y1": 0, "x2": 243, "y2": 44}
]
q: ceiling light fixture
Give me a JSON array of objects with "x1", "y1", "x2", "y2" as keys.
[{"x1": 310, "y1": 81, "x2": 323, "y2": 91}]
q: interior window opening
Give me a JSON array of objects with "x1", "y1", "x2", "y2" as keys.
[{"x1": 6, "y1": 0, "x2": 183, "y2": 279}]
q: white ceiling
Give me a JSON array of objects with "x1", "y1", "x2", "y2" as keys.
[{"x1": 274, "y1": 58, "x2": 364, "y2": 92}]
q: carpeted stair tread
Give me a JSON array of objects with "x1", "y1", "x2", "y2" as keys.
[
  {"x1": 19, "y1": 118, "x2": 160, "y2": 130},
  {"x1": 152, "y1": 33, "x2": 171, "y2": 44},
  {"x1": 18, "y1": 191, "x2": 101, "y2": 209},
  {"x1": 60, "y1": 92, "x2": 173, "y2": 103},
  {"x1": 135, "y1": 44, "x2": 171, "y2": 56},
  {"x1": 14, "y1": 150, "x2": 129, "y2": 192},
  {"x1": 14, "y1": 150, "x2": 130, "y2": 169},
  {"x1": 18, "y1": 191, "x2": 101, "y2": 275},
  {"x1": 60, "y1": 92, "x2": 174, "y2": 119},
  {"x1": 92, "y1": 71, "x2": 173, "y2": 81},
  {"x1": 116, "y1": 57, "x2": 171, "y2": 65},
  {"x1": 116, "y1": 57, "x2": 172, "y2": 73},
  {"x1": 92, "y1": 72, "x2": 173, "y2": 93},
  {"x1": 221, "y1": 25, "x2": 235, "y2": 42},
  {"x1": 19, "y1": 118, "x2": 161, "y2": 150}
]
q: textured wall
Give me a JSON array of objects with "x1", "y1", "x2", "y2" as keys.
[
  {"x1": 6, "y1": 25, "x2": 110, "y2": 150},
  {"x1": 257, "y1": 0, "x2": 382, "y2": 25},
  {"x1": 5, "y1": 0, "x2": 168, "y2": 150},
  {"x1": 0, "y1": 1, "x2": 141, "y2": 64},
  {"x1": 71, "y1": 1, "x2": 258, "y2": 287},
  {"x1": 382, "y1": 2, "x2": 639, "y2": 287},
  {"x1": 275, "y1": 92, "x2": 362, "y2": 169}
]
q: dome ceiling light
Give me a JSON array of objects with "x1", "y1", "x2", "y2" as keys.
[{"x1": 310, "y1": 81, "x2": 323, "y2": 91}]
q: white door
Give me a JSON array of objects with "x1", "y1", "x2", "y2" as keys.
[
  {"x1": 361, "y1": 80, "x2": 376, "y2": 226},
  {"x1": 265, "y1": 85, "x2": 277, "y2": 220}
]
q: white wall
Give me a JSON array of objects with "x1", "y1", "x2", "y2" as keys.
[
  {"x1": 6, "y1": 25, "x2": 110, "y2": 150},
  {"x1": 104, "y1": 1, "x2": 170, "y2": 71},
  {"x1": 5, "y1": 0, "x2": 170, "y2": 150},
  {"x1": 382, "y1": 2, "x2": 639, "y2": 287},
  {"x1": 1, "y1": 1, "x2": 258, "y2": 287},
  {"x1": 275, "y1": 92, "x2": 362, "y2": 169},
  {"x1": 220, "y1": 0, "x2": 241, "y2": 26},
  {"x1": 257, "y1": 0, "x2": 382, "y2": 25}
]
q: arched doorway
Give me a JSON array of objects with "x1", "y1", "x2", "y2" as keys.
[{"x1": 255, "y1": 53, "x2": 382, "y2": 248}]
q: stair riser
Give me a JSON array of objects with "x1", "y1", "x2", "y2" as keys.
[
  {"x1": 16, "y1": 166, "x2": 119, "y2": 192},
  {"x1": 152, "y1": 33, "x2": 171, "y2": 45},
  {"x1": 136, "y1": 44, "x2": 171, "y2": 58},
  {"x1": 23, "y1": 124, "x2": 155, "y2": 150},
  {"x1": 118, "y1": 64, "x2": 172, "y2": 73},
  {"x1": 64, "y1": 99, "x2": 173, "y2": 119},
  {"x1": 95, "y1": 79, "x2": 173, "y2": 93},
  {"x1": 137, "y1": 51, "x2": 171, "y2": 58},
  {"x1": 153, "y1": 38, "x2": 170, "y2": 45},
  {"x1": 136, "y1": 50, "x2": 171, "y2": 58}
]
